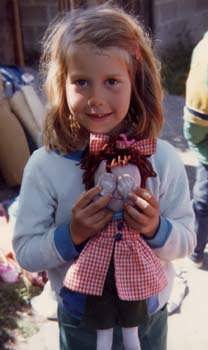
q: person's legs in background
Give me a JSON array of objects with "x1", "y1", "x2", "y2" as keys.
[{"x1": 192, "y1": 163, "x2": 208, "y2": 262}]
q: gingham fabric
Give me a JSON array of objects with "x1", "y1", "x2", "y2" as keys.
[
  {"x1": 89, "y1": 133, "x2": 156, "y2": 156},
  {"x1": 90, "y1": 133, "x2": 109, "y2": 154},
  {"x1": 64, "y1": 221, "x2": 167, "y2": 300}
]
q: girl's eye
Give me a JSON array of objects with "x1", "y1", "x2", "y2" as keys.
[
  {"x1": 75, "y1": 79, "x2": 88, "y2": 87},
  {"x1": 106, "y1": 78, "x2": 119, "y2": 86}
]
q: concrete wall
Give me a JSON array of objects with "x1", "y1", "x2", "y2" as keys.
[
  {"x1": 2, "y1": 0, "x2": 208, "y2": 65},
  {"x1": 0, "y1": 0, "x2": 15, "y2": 64},
  {"x1": 19, "y1": 0, "x2": 58, "y2": 65},
  {"x1": 154, "y1": 0, "x2": 208, "y2": 51}
]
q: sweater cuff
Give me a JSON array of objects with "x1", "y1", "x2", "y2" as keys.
[
  {"x1": 143, "y1": 216, "x2": 172, "y2": 248},
  {"x1": 54, "y1": 224, "x2": 78, "y2": 261}
]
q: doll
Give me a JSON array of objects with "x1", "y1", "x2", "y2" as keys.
[{"x1": 64, "y1": 133, "x2": 167, "y2": 342}]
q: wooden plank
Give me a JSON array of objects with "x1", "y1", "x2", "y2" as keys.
[
  {"x1": 12, "y1": 0, "x2": 25, "y2": 66},
  {"x1": 0, "y1": 0, "x2": 15, "y2": 64},
  {"x1": 58, "y1": 0, "x2": 71, "y2": 11}
]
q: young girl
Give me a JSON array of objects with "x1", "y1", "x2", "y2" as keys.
[{"x1": 13, "y1": 4, "x2": 195, "y2": 350}]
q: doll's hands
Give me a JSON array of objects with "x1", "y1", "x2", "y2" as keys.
[
  {"x1": 124, "y1": 188, "x2": 160, "y2": 238},
  {"x1": 70, "y1": 186, "x2": 113, "y2": 245}
]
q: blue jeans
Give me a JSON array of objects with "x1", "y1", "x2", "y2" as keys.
[
  {"x1": 193, "y1": 163, "x2": 208, "y2": 256},
  {"x1": 57, "y1": 303, "x2": 167, "y2": 350}
]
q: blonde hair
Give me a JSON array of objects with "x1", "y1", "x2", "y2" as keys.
[{"x1": 41, "y1": 4, "x2": 164, "y2": 154}]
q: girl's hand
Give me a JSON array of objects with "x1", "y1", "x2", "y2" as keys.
[
  {"x1": 124, "y1": 188, "x2": 160, "y2": 238},
  {"x1": 70, "y1": 186, "x2": 113, "y2": 245}
]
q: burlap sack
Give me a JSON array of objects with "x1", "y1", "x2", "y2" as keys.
[
  {"x1": 0, "y1": 96, "x2": 30, "y2": 186},
  {"x1": 10, "y1": 88, "x2": 42, "y2": 147}
]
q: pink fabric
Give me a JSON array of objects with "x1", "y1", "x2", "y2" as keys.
[{"x1": 64, "y1": 221, "x2": 167, "y2": 300}]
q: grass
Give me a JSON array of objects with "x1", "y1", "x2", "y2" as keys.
[{"x1": 0, "y1": 278, "x2": 42, "y2": 350}]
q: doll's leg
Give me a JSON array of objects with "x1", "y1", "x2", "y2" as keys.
[
  {"x1": 97, "y1": 328, "x2": 113, "y2": 350},
  {"x1": 122, "y1": 327, "x2": 141, "y2": 350},
  {"x1": 118, "y1": 299, "x2": 147, "y2": 350}
]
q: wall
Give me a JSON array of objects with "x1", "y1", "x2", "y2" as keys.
[
  {"x1": 19, "y1": 0, "x2": 58, "y2": 65},
  {"x1": 2, "y1": 0, "x2": 208, "y2": 65},
  {"x1": 0, "y1": 0, "x2": 15, "y2": 64},
  {"x1": 154, "y1": 0, "x2": 208, "y2": 51}
]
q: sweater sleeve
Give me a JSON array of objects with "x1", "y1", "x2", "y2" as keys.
[
  {"x1": 146, "y1": 141, "x2": 196, "y2": 261},
  {"x1": 13, "y1": 155, "x2": 78, "y2": 272}
]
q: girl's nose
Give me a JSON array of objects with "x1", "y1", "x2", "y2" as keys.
[
  {"x1": 88, "y1": 99, "x2": 103, "y2": 108},
  {"x1": 87, "y1": 89, "x2": 104, "y2": 108}
]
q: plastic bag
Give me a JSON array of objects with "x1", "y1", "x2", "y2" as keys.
[{"x1": 0, "y1": 64, "x2": 34, "y2": 97}]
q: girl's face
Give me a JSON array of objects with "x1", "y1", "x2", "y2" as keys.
[{"x1": 65, "y1": 45, "x2": 132, "y2": 134}]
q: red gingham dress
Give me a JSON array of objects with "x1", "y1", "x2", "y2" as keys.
[{"x1": 64, "y1": 134, "x2": 167, "y2": 301}]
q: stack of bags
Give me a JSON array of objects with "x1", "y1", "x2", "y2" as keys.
[{"x1": 0, "y1": 72, "x2": 45, "y2": 187}]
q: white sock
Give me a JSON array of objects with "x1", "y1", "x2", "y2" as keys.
[
  {"x1": 122, "y1": 327, "x2": 142, "y2": 350},
  {"x1": 97, "y1": 328, "x2": 113, "y2": 350}
]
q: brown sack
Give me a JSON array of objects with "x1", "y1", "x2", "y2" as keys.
[
  {"x1": 21, "y1": 85, "x2": 45, "y2": 131},
  {"x1": 10, "y1": 89, "x2": 42, "y2": 147},
  {"x1": 0, "y1": 97, "x2": 30, "y2": 187}
]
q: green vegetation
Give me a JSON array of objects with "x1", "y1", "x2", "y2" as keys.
[
  {"x1": 0, "y1": 278, "x2": 42, "y2": 350},
  {"x1": 160, "y1": 32, "x2": 193, "y2": 96}
]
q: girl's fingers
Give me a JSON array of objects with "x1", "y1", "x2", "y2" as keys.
[
  {"x1": 124, "y1": 209, "x2": 159, "y2": 236},
  {"x1": 127, "y1": 194, "x2": 155, "y2": 217},
  {"x1": 124, "y1": 212, "x2": 140, "y2": 231},
  {"x1": 84, "y1": 195, "x2": 112, "y2": 216},
  {"x1": 128, "y1": 192, "x2": 158, "y2": 217},
  {"x1": 93, "y1": 211, "x2": 113, "y2": 231},
  {"x1": 90, "y1": 209, "x2": 113, "y2": 224},
  {"x1": 131, "y1": 188, "x2": 158, "y2": 208},
  {"x1": 75, "y1": 186, "x2": 102, "y2": 209},
  {"x1": 124, "y1": 205, "x2": 149, "y2": 226}
]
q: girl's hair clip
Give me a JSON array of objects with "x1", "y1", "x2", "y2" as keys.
[{"x1": 135, "y1": 46, "x2": 141, "y2": 61}]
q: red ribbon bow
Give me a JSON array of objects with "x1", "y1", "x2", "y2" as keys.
[{"x1": 90, "y1": 133, "x2": 156, "y2": 156}]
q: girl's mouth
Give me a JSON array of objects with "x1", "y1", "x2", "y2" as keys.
[{"x1": 86, "y1": 112, "x2": 113, "y2": 120}]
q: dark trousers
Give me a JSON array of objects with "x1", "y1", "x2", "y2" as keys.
[
  {"x1": 58, "y1": 303, "x2": 168, "y2": 350},
  {"x1": 193, "y1": 163, "x2": 208, "y2": 256},
  {"x1": 83, "y1": 257, "x2": 147, "y2": 329}
]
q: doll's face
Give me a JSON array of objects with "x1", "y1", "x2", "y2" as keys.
[
  {"x1": 65, "y1": 45, "x2": 132, "y2": 134},
  {"x1": 94, "y1": 160, "x2": 141, "y2": 211}
]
